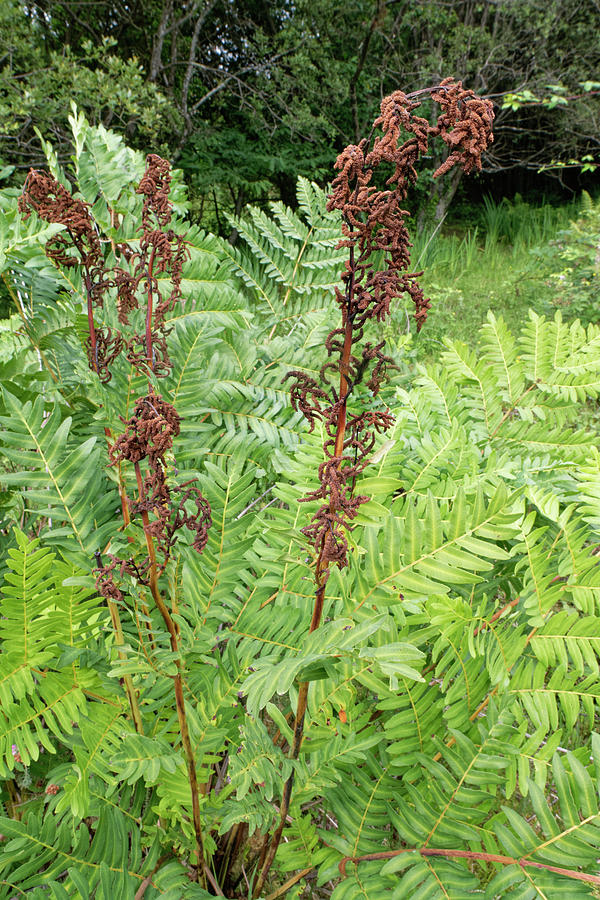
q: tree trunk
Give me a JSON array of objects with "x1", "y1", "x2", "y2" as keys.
[
  {"x1": 433, "y1": 165, "x2": 463, "y2": 223},
  {"x1": 227, "y1": 188, "x2": 246, "y2": 245},
  {"x1": 149, "y1": 0, "x2": 173, "y2": 83}
]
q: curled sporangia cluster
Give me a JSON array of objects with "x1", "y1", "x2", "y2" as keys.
[
  {"x1": 18, "y1": 154, "x2": 188, "y2": 382},
  {"x1": 18, "y1": 155, "x2": 212, "y2": 599},
  {"x1": 95, "y1": 390, "x2": 212, "y2": 600},
  {"x1": 288, "y1": 79, "x2": 493, "y2": 580},
  {"x1": 115, "y1": 154, "x2": 189, "y2": 375},
  {"x1": 18, "y1": 170, "x2": 101, "y2": 271},
  {"x1": 327, "y1": 77, "x2": 494, "y2": 333},
  {"x1": 18, "y1": 170, "x2": 123, "y2": 382}
]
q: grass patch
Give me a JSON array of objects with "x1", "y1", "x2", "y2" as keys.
[{"x1": 406, "y1": 195, "x2": 582, "y2": 357}]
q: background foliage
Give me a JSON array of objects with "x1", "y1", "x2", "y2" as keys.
[{"x1": 1, "y1": 0, "x2": 599, "y2": 228}]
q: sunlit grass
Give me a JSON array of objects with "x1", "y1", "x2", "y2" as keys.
[{"x1": 406, "y1": 195, "x2": 582, "y2": 357}]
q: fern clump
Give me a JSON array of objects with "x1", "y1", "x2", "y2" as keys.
[{"x1": 1, "y1": 94, "x2": 600, "y2": 899}]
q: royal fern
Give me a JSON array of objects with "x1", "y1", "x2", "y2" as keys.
[{"x1": 2, "y1": 108, "x2": 600, "y2": 899}]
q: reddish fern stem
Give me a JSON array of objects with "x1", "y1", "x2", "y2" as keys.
[
  {"x1": 253, "y1": 249, "x2": 356, "y2": 899},
  {"x1": 84, "y1": 265, "x2": 98, "y2": 374},
  {"x1": 145, "y1": 244, "x2": 156, "y2": 369},
  {"x1": 133, "y1": 462, "x2": 206, "y2": 886},
  {"x1": 338, "y1": 847, "x2": 600, "y2": 885}
]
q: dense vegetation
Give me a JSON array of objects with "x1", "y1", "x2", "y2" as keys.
[
  {"x1": 0, "y1": 77, "x2": 599, "y2": 897},
  {"x1": 1, "y1": 0, "x2": 599, "y2": 225},
  {"x1": 1, "y1": 2, "x2": 600, "y2": 898}
]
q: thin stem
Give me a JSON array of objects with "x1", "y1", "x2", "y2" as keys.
[
  {"x1": 473, "y1": 595, "x2": 520, "y2": 637},
  {"x1": 145, "y1": 244, "x2": 157, "y2": 368},
  {"x1": 5, "y1": 780, "x2": 21, "y2": 820},
  {"x1": 265, "y1": 867, "x2": 314, "y2": 899},
  {"x1": 84, "y1": 265, "x2": 98, "y2": 374},
  {"x1": 104, "y1": 592, "x2": 145, "y2": 735},
  {"x1": 268, "y1": 226, "x2": 314, "y2": 340},
  {"x1": 490, "y1": 380, "x2": 538, "y2": 438},
  {"x1": 105, "y1": 425, "x2": 156, "y2": 641},
  {"x1": 338, "y1": 847, "x2": 600, "y2": 886},
  {"x1": 133, "y1": 462, "x2": 206, "y2": 887},
  {"x1": 133, "y1": 855, "x2": 170, "y2": 900},
  {"x1": 218, "y1": 822, "x2": 239, "y2": 886},
  {"x1": 253, "y1": 246, "x2": 357, "y2": 899},
  {"x1": 95, "y1": 444, "x2": 145, "y2": 735},
  {"x1": 433, "y1": 622, "x2": 538, "y2": 763},
  {"x1": 204, "y1": 865, "x2": 224, "y2": 895}
]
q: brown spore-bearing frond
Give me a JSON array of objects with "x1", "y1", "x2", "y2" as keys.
[
  {"x1": 18, "y1": 154, "x2": 190, "y2": 384},
  {"x1": 95, "y1": 556, "x2": 126, "y2": 602},
  {"x1": 109, "y1": 391, "x2": 180, "y2": 468},
  {"x1": 18, "y1": 169, "x2": 101, "y2": 267},
  {"x1": 18, "y1": 169, "x2": 124, "y2": 380},
  {"x1": 289, "y1": 79, "x2": 493, "y2": 576},
  {"x1": 299, "y1": 455, "x2": 369, "y2": 574},
  {"x1": 95, "y1": 552, "x2": 151, "y2": 594},
  {"x1": 113, "y1": 269, "x2": 139, "y2": 325},
  {"x1": 354, "y1": 342, "x2": 398, "y2": 396},
  {"x1": 259, "y1": 81, "x2": 493, "y2": 895},
  {"x1": 431, "y1": 78, "x2": 495, "y2": 177},
  {"x1": 284, "y1": 370, "x2": 332, "y2": 431},
  {"x1": 126, "y1": 331, "x2": 172, "y2": 377},
  {"x1": 137, "y1": 153, "x2": 173, "y2": 229},
  {"x1": 85, "y1": 326, "x2": 124, "y2": 385},
  {"x1": 103, "y1": 392, "x2": 212, "y2": 584},
  {"x1": 130, "y1": 155, "x2": 190, "y2": 376},
  {"x1": 167, "y1": 482, "x2": 212, "y2": 555},
  {"x1": 327, "y1": 78, "x2": 493, "y2": 332}
]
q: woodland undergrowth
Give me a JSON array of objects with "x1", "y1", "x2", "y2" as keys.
[{"x1": 1, "y1": 88, "x2": 600, "y2": 900}]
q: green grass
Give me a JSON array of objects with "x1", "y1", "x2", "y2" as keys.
[{"x1": 405, "y1": 195, "x2": 582, "y2": 357}]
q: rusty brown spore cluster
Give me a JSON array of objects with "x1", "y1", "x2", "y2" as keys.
[
  {"x1": 110, "y1": 393, "x2": 211, "y2": 562},
  {"x1": 287, "y1": 79, "x2": 493, "y2": 580},
  {"x1": 117, "y1": 154, "x2": 189, "y2": 376},
  {"x1": 18, "y1": 170, "x2": 123, "y2": 382},
  {"x1": 19, "y1": 154, "x2": 188, "y2": 382},
  {"x1": 97, "y1": 391, "x2": 211, "y2": 601},
  {"x1": 328, "y1": 78, "x2": 494, "y2": 333},
  {"x1": 18, "y1": 154, "x2": 212, "y2": 601}
]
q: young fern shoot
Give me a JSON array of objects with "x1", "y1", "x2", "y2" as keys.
[{"x1": 254, "y1": 78, "x2": 494, "y2": 897}]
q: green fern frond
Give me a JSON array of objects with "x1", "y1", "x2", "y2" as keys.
[
  {"x1": 0, "y1": 388, "x2": 117, "y2": 566},
  {"x1": 0, "y1": 806, "x2": 203, "y2": 899},
  {"x1": 225, "y1": 178, "x2": 344, "y2": 334}
]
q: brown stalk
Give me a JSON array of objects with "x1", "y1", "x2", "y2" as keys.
[
  {"x1": 253, "y1": 250, "x2": 356, "y2": 900},
  {"x1": 133, "y1": 461, "x2": 207, "y2": 887},
  {"x1": 218, "y1": 822, "x2": 240, "y2": 886},
  {"x1": 265, "y1": 866, "x2": 315, "y2": 899},
  {"x1": 18, "y1": 154, "x2": 212, "y2": 888},
  {"x1": 145, "y1": 244, "x2": 157, "y2": 366},
  {"x1": 133, "y1": 854, "x2": 170, "y2": 900},
  {"x1": 83, "y1": 262, "x2": 98, "y2": 376},
  {"x1": 338, "y1": 847, "x2": 600, "y2": 885},
  {"x1": 472, "y1": 595, "x2": 520, "y2": 637},
  {"x1": 5, "y1": 779, "x2": 21, "y2": 820}
]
